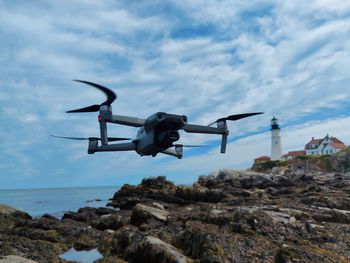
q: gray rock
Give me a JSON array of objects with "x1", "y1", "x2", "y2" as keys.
[
  {"x1": 131, "y1": 204, "x2": 169, "y2": 226},
  {"x1": 130, "y1": 236, "x2": 190, "y2": 263},
  {"x1": 0, "y1": 205, "x2": 19, "y2": 215},
  {"x1": 0, "y1": 256, "x2": 37, "y2": 263}
]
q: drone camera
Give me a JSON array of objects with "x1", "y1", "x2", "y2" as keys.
[
  {"x1": 157, "y1": 130, "x2": 180, "y2": 143},
  {"x1": 168, "y1": 131, "x2": 180, "y2": 141}
]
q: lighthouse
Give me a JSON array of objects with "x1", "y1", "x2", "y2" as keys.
[{"x1": 271, "y1": 116, "x2": 282, "y2": 160}]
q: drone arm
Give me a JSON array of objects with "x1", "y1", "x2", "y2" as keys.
[
  {"x1": 182, "y1": 124, "x2": 224, "y2": 134},
  {"x1": 182, "y1": 122, "x2": 229, "y2": 153},
  {"x1": 92, "y1": 142, "x2": 136, "y2": 153},
  {"x1": 108, "y1": 115, "x2": 145, "y2": 127}
]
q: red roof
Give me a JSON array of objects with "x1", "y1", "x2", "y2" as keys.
[
  {"x1": 305, "y1": 138, "x2": 322, "y2": 147},
  {"x1": 288, "y1": 150, "x2": 306, "y2": 156},
  {"x1": 330, "y1": 142, "x2": 346, "y2": 149},
  {"x1": 330, "y1": 137, "x2": 344, "y2": 144},
  {"x1": 255, "y1": 156, "x2": 271, "y2": 161}
]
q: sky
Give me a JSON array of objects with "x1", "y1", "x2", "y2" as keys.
[{"x1": 1, "y1": 0, "x2": 350, "y2": 189}]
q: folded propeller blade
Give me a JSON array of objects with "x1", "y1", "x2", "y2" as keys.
[
  {"x1": 66, "y1": 104, "x2": 100, "y2": 113},
  {"x1": 174, "y1": 144, "x2": 209, "y2": 148},
  {"x1": 66, "y1": 80, "x2": 117, "y2": 113},
  {"x1": 51, "y1": 135, "x2": 131, "y2": 141},
  {"x1": 107, "y1": 137, "x2": 131, "y2": 142},
  {"x1": 73, "y1": 80, "x2": 117, "y2": 105}
]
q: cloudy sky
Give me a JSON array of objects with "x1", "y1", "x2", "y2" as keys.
[{"x1": 1, "y1": 0, "x2": 350, "y2": 189}]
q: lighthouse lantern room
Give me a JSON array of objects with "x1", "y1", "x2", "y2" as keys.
[{"x1": 271, "y1": 116, "x2": 282, "y2": 160}]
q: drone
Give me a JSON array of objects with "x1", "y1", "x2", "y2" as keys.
[{"x1": 52, "y1": 80, "x2": 263, "y2": 159}]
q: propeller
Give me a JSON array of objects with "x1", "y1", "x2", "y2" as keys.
[
  {"x1": 51, "y1": 135, "x2": 131, "y2": 142},
  {"x1": 174, "y1": 144, "x2": 209, "y2": 148},
  {"x1": 66, "y1": 80, "x2": 117, "y2": 113},
  {"x1": 208, "y1": 112, "x2": 264, "y2": 126}
]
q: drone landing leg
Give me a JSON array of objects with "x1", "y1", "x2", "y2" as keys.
[{"x1": 161, "y1": 148, "x2": 182, "y2": 159}]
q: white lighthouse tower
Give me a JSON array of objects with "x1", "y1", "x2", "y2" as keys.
[{"x1": 271, "y1": 116, "x2": 282, "y2": 160}]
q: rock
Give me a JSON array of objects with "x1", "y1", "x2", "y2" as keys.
[
  {"x1": 131, "y1": 204, "x2": 169, "y2": 226},
  {"x1": 312, "y1": 208, "x2": 350, "y2": 224},
  {"x1": 94, "y1": 214, "x2": 124, "y2": 231},
  {"x1": 108, "y1": 177, "x2": 184, "y2": 209},
  {"x1": 102, "y1": 226, "x2": 143, "y2": 256},
  {"x1": 85, "y1": 198, "x2": 102, "y2": 203},
  {"x1": 0, "y1": 255, "x2": 37, "y2": 263},
  {"x1": 95, "y1": 256, "x2": 128, "y2": 263},
  {"x1": 62, "y1": 207, "x2": 116, "y2": 224},
  {"x1": 0, "y1": 205, "x2": 31, "y2": 220},
  {"x1": 0, "y1": 205, "x2": 19, "y2": 215},
  {"x1": 41, "y1": 214, "x2": 57, "y2": 220},
  {"x1": 152, "y1": 202, "x2": 165, "y2": 210},
  {"x1": 198, "y1": 169, "x2": 277, "y2": 189},
  {"x1": 141, "y1": 176, "x2": 175, "y2": 189},
  {"x1": 105, "y1": 229, "x2": 115, "y2": 234},
  {"x1": 129, "y1": 236, "x2": 190, "y2": 263},
  {"x1": 175, "y1": 186, "x2": 226, "y2": 203},
  {"x1": 176, "y1": 224, "x2": 225, "y2": 262},
  {"x1": 1, "y1": 169, "x2": 350, "y2": 263}
]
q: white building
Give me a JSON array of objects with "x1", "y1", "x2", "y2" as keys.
[
  {"x1": 271, "y1": 116, "x2": 283, "y2": 160},
  {"x1": 305, "y1": 135, "x2": 346, "y2": 155}
]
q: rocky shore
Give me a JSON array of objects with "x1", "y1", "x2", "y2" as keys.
[{"x1": 1, "y1": 169, "x2": 350, "y2": 262}]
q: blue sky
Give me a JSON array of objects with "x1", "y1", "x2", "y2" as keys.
[{"x1": 1, "y1": 0, "x2": 350, "y2": 189}]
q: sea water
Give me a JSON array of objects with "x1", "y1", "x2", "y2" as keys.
[
  {"x1": 60, "y1": 248, "x2": 103, "y2": 263},
  {"x1": 0, "y1": 186, "x2": 120, "y2": 218}
]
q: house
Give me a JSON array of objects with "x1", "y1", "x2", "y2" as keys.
[
  {"x1": 305, "y1": 135, "x2": 346, "y2": 155},
  {"x1": 281, "y1": 150, "x2": 306, "y2": 161}
]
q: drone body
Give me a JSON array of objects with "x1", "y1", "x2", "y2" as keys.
[{"x1": 53, "y1": 80, "x2": 263, "y2": 159}]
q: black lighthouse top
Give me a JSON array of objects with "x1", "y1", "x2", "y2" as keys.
[{"x1": 271, "y1": 116, "x2": 280, "y2": 130}]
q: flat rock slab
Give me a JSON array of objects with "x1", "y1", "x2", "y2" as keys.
[
  {"x1": 134, "y1": 203, "x2": 169, "y2": 221},
  {"x1": 0, "y1": 256, "x2": 37, "y2": 263}
]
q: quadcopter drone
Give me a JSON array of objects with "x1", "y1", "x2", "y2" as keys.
[{"x1": 52, "y1": 80, "x2": 263, "y2": 159}]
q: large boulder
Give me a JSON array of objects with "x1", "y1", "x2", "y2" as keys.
[
  {"x1": 0, "y1": 205, "x2": 19, "y2": 215},
  {"x1": 108, "y1": 176, "x2": 184, "y2": 209},
  {"x1": 131, "y1": 204, "x2": 169, "y2": 226},
  {"x1": 129, "y1": 236, "x2": 191, "y2": 263}
]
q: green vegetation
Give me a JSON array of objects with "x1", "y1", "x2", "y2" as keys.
[
  {"x1": 320, "y1": 158, "x2": 334, "y2": 172},
  {"x1": 339, "y1": 146, "x2": 350, "y2": 153},
  {"x1": 295, "y1": 154, "x2": 331, "y2": 160},
  {"x1": 259, "y1": 160, "x2": 288, "y2": 170}
]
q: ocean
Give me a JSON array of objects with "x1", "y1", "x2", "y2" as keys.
[{"x1": 0, "y1": 186, "x2": 120, "y2": 218}]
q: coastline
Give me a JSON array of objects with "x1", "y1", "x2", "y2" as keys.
[{"x1": 1, "y1": 169, "x2": 350, "y2": 262}]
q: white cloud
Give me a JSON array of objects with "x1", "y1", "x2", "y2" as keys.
[{"x1": 0, "y1": 1, "x2": 350, "y2": 187}]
